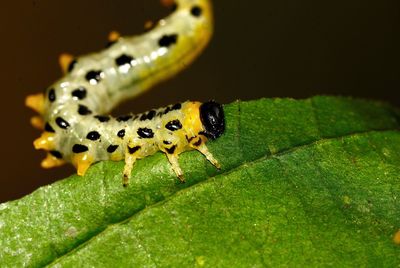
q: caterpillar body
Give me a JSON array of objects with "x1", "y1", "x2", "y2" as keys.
[{"x1": 25, "y1": 0, "x2": 225, "y2": 185}]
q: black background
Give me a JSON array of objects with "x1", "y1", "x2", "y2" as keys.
[{"x1": 0, "y1": 0, "x2": 399, "y2": 202}]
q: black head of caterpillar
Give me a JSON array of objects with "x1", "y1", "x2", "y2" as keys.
[{"x1": 199, "y1": 101, "x2": 225, "y2": 140}]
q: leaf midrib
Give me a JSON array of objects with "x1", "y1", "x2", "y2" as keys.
[{"x1": 46, "y1": 128, "x2": 399, "y2": 266}]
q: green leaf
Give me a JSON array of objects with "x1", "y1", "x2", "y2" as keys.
[{"x1": 1, "y1": 96, "x2": 400, "y2": 267}]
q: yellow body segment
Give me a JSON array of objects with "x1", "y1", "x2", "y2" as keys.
[{"x1": 182, "y1": 102, "x2": 203, "y2": 137}]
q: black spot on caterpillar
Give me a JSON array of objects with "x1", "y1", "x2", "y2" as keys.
[
  {"x1": 165, "y1": 119, "x2": 183, "y2": 131},
  {"x1": 94, "y1": 115, "x2": 110, "y2": 122},
  {"x1": 26, "y1": 0, "x2": 224, "y2": 185},
  {"x1": 117, "y1": 129, "x2": 126, "y2": 138},
  {"x1": 86, "y1": 131, "x2": 101, "y2": 141},
  {"x1": 137, "y1": 127, "x2": 154, "y2": 139},
  {"x1": 107, "y1": 145, "x2": 119, "y2": 153},
  {"x1": 71, "y1": 87, "x2": 87, "y2": 100}
]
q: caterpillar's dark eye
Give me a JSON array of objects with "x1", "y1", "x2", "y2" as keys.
[{"x1": 199, "y1": 101, "x2": 225, "y2": 140}]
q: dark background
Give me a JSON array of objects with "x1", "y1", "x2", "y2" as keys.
[{"x1": 0, "y1": 0, "x2": 399, "y2": 202}]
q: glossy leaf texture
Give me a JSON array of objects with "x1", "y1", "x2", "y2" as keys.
[{"x1": 1, "y1": 96, "x2": 400, "y2": 267}]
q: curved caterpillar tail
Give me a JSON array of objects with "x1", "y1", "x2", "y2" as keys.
[{"x1": 26, "y1": 0, "x2": 224, "y2": 185}]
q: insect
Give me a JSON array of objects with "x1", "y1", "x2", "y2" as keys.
[{"x1": 25, "y1": 0, "x2": 225, "y2": 186}]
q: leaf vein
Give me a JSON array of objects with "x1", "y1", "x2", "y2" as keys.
[{"x1": 46, "y1": 129, "x2": 399, "y2": 266}]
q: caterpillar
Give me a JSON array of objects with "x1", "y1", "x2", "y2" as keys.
[{"x1": 25, "y1": 0, "x2": 225, "y2": 186}]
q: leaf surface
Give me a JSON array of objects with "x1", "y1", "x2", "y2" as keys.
[{"x1": 1, "y1": 97, "x2": 400, "y2": 267}]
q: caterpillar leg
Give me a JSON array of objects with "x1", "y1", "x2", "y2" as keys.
[
  {"x1": 123, "y1": 141, "x2": 142, "y2": 186},
  {"x1": 72, "y1": 153, "x2": 94, "y2": 176},
  {"x1": 123, "y1": 154, "x2": 136, "y2": 187},
  {"x1": 166, "y1": 154, "x2": 185, "y2": 183},
  {"x1": 193, "y1": 142, "x2": 221, "y2": 169},
  {"x1": 59, "y1": 53, "x2": 74, "y2": 74},
  {"x1": 33, "y1": 132, "x2": 55, "y2": 150},
  {"x1": 108, "y1": 31, "x2": 120, "y2": 42},
  {"x1": 41, "y1": 153, "x2": 66, "y2": 169},
  {"x1": 30, "y1": 116, "x2": 44, "y2": 130},
  {"x1": 25, "y1": 93, "x2": 45, "y2": 114}
]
